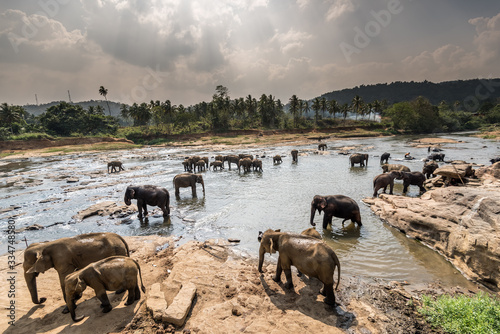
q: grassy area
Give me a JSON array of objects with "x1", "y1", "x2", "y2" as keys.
[{"x1": 419, "y1": 292, "x2": 500, "y2": 334}]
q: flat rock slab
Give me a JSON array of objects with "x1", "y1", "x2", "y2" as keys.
[
  {"x1": 163, "y1": 282, "x2": 197, "y2": 327},
  {"x1": 146, "y1": 283, "x2": 168, "y2": 321}
]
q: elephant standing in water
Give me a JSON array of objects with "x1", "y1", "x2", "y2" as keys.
[
  {"x1": 124, "y1": 185, "x2": 170, "y2": 218},
  {"x1": 291, "y1": 149, "x2": 298, "y2": 163},
  {"x1": 23, "y1": 233, "x2": 129, "y2": 313},
  {"x1": 373, "y1": 171, "x2": 402, "y2": 197},
  {"x1": 107, "y1": 161, "x2": 124, "y2": 173},
  {"x1": 350, "y1": 153, "x2": 369, "y2": 167},
  {"x1": 380, "y1": 152, "x2": 390, "y2": 164},
  {"x1": 224, "y1": 155, "x2": 240, "y2": 170},
  {"x1": 273, "y1": 155, "x2": 282, "y2": 164},
  {"x1": 310, "y1": 195, "x2": 362, "y2": 228},
  {"x1": 318, "y1": 143, "x2": 327, "y2": 151},
  {"x1": 173, "y1": 173, "x2": 205, "y2": 197}
]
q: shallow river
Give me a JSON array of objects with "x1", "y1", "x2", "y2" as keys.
[{"x1": 1, "y1": 133, "x2": 498, "y2": 288}]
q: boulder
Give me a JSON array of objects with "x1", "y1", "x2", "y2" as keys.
[
  {"x1": 162, "y1": 282, "x2": 197, "y2": 327},
  {"x1": 73, "y1": 201, "x2": 134, "y2": 221},
  {"x1": 146, "y1": 283, "x2": 168, "y2": 322}
]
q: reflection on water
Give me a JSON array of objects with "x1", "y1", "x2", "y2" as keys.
[{"x1": 1, "y1": 134, "x2": 497, "y2": 289}]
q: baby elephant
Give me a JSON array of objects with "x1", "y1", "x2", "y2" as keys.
[
  {"x1": 107, "y1": 161, "x2": 124, "y2": 173},
  {"x1": 64, "y1": 256, "x2": 145, "y2": 322}
]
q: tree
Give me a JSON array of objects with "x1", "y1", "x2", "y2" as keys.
[
  {"x1": 328, "y1": 99, "x2": 339, "y2": 119},
  {"x1": 351, "y1": 95, "x2": 363, "y2": 121},
  {"x1": 320, "y1": 97, "x2": 327, "y2": 119},
  {"x1": 99, "y1": 86, "x2": 111, "y2": 116},
  {"x1": 289, "y1": 95, "x2": 300, "y2": 128},
  {"x1": 0, "y1": 103, "x2": 25, "y2": 134},
  {"x1": 312, "y1": 98, "x2": 321, "y2": 125},
  {"x1": 211, "y1": 85, "x2": 231, "y2": 130}
]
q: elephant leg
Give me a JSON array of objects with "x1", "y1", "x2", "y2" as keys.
[
  {"x1": 419, "y1": 185, "x2": 426, "y2": 192},
  {"x1": 175, "y1": 186, "x2": 180, "y2": 197},
  {"x1": 95, "y1": 288, "x2": 112, "y2": 313},
  {"x1": 382, "y1": 185, "x2": 387, "y2": 193},
  {"x1": 389, "y1": 182, "x2": 394, "y2": 195},
  {"x1": 323, "y1": 214, "x2": 332, "y2": 229},
  {"x1": 125, "y1": 287, "x2": 136, "y2": 305},
  {"x1": 373, "y1": 186, "x2": 379, "y2": 197},
  {"x1": 59, "y1": 273, "x2": 70, "y2": 314},
  {"x1": 283, "y1": 269, "x2": 293, "y2": 289},
  {"x1": 134, "y1": 285, "x2": 141, "y2": 300},
  {"x1": 142, "y1": 202, "x2": 148, "y2": 217},
  {"x1": 192, "y1": 185, "x2": 197, "y2": 197},
  {"x1": 137, "y1": 199, "x2": 144, "y2": 218},
  {"x1": 322, "y1": 283, "x2": 336, "y2": 306},
  {"x1": 273, "y1": 260, "x2": 282, "y2": 283},
  {"x1": 403, "y1": 182, "x2": 409, "y2": 193}
]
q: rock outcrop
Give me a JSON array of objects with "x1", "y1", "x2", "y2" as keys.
[{"x1": 364, "y1": 163, "x2": 500, "y2": 291}]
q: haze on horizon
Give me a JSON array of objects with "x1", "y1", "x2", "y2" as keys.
[{"x1": 1, "y1": 0, "x2": 500, "y2": 107}]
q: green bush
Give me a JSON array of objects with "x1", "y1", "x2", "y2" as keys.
[{"x1": 419, "y1": 292, "x2": 500, "y2": 334}]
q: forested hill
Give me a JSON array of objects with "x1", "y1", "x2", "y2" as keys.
[
  {"x1": 23, "y1": 100, "x2": 122, "y2": 117},
  {"x1": 320, "y1": 79, "x2": 500, "y2": 105}
]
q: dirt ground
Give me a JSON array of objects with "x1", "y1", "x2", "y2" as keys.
[{"x1": 1, "y1": 236, "x2": 452, "y2": 334}]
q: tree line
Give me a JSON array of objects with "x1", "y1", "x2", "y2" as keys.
[{"x1": 1, "y1": 85, "x2": 499, "y2": 140}]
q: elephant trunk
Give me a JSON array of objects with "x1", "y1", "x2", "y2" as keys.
[
  {"x1": 258, "y1": 246, "x2": 266, "y2": 273},
  {"x1": 200, "y1": 179, "x2": 205, "y2": 194},
  {"x1": 124, "y1": 195, "x2": 131, "y2": 206},
  {"x1": 25, "y1": 272, "x2": 45, "y2": 304},
  {"x1": 310, "y1": 206, "x2": 318, "y2": 226}
]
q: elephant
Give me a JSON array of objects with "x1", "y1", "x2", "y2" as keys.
[
  {"x1": 310, "y1": 195, "x2": 362, "y2": 228},
  {"x1": 373, "y1": 171, "x2": 402, "y2": 197},
  {"x1": 238, "y1": 157, "x2": 253, "y2": 172},
  {"x1": 273, "y1": 155, "x2": 282, "y2": 164},
  {"x1": 291, "y1": 149, "x2": 298, "y2": 163},
  {"x1": 252, "y1": 158, "x2": 263, "y2": 172},
  {"x1": 258, "y1": 229, "x2": 340, "y2": 306},
  {"x1": 318, "y1": 143, "x2": 327, "y2": 151},
  {"x1": 381, "y1": 164, "x2": 411, "y2": 173},
  {"x1": 124, "y1": 185, "x2": 170, "y2": 219},
  {"x1": 214, "y1": 155, "x2": 223, "y2": 162},
  {"x1": 239, "y1": 153, "x2": 253, "y2": 160},
  {"x1": 223, "y1": 155, "x2": 240, "y2": 170},
  {"x1": 107, "y1": 161, "x2": 124, "y2": 173},
  {"x1": 201, "y1": 156, "x2": 209, "y2": 168},
  {"x1": 349, "y1": 153, "x2": 369, "y2": 167},
  {"x1": 428, "y1": 153, "x2": 445, "y2": 161},
  {"x1": 173, "y1": 173, "x2": 205, "y2": 197},
  {"x1": 182, "y1": 158, "x2": 193, "y2": 172},
  {"x1": 422, "y1": 161, "x2": 439, "y2": 179},
  {"x1": 64, "y1": 256, "x2": 145, "y2": 322},
  {"x1": 490, "y1": 157, "x2": 500, "y2": 164},
  {"x1": 195, "y1": 160, "x2": 206, "y2": 172},
  {"x1": 23, "y1": 232, "x2": 129, "y2": 313},
  {"x1": 210, "y1": 160, "x2": 224, "y2": 171},
  {"x1": 380, "y1": 152, "x2": 390, "y2": 164},
  {"x1": 400, "y1": 171, "x2": 427, "y2": 193}
]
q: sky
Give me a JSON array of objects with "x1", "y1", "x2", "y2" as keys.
[{"x1": 1, "y1": 0, "x2": 500, "y2": 107}]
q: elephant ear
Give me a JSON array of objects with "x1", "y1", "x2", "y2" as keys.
[
  {"x1": 26, "y1": 252, "x2": 51, "y2": 274},
  {"x1": 269, "y1": 238, "x2": 276, "y2": 254},
  {"x1": 76, "y1": 278, "x2": 87, "y2": 293}
]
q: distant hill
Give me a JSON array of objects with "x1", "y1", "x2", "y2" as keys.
[
  {"x1": 319, "y1": 78, "x2": 500, "y2": 106},
  {"x1": 23, "y1": 100, "x2": 123, "y2": 117}
]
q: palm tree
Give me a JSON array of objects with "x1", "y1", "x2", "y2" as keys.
[
  {"x1": 328, "y1": 99, "x2": 339, "y2": 119},
  {"x1": 351, "y1": 95, "x2": 363, "y2": 121},
  {"x1": 312, "y1": 97, "x2": 321, "y2": 125},
  {"x1": 99, "y1": 86, "x2": 111, "y2": 116},
  {"x1": 289, "y1": 95, "x2": 300, "y2": 128},
  {"x1": 0, "y1": 103, "x2": 24, "y2": 134},
  {"x1": 320, "y1": 97, "x2": 327, "y2": 119}
]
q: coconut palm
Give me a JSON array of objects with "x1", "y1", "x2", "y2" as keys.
[
  {"x1": 0, "y1": 103, "x2": 24, "y2": 134},
  {"x1": 320, "y1": 97, "x2": 327, "y2": 119},
  {"x1": 351, "y1": 95, "x2": 364, "y2": 121},
  {"x1": 289, "y1": 95, "x2": 300, "y2": 128},
  {"x1": 99, "y1": 86, "x2": 111, "y2": 116},
  {"x1": 312, "y1": 97, "x2": 321, "y2": 125}
]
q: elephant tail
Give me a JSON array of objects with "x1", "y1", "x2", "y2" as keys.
[
  {"x1": 117, "y1": 234, "x2": 130, "y2": 257},
  {"x1": 134, "y1": 259, "x2": 146, "y2": 293},
  {"x1": 331, "y1": 251, "x2": 341, "y2": 291}
]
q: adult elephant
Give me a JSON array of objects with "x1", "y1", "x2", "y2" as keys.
[
  {"x1": 310, "y1": 195, "x2": 362, "y2": 229},
  {"x1": 24, "y1": 232, "x2": 129, "y2": 312},
  {"x1": 318, "y1": 143, "x2": 327, "y2": 151},
  {"x1": 224, "y1": 155, "x2": 240, "y2": 170},
  {"x1": 273, "y1": 155, "x2": 282, "y2": 164},
  {"x1": 350, "y1": 153, "x2": 368, "y2": 167},
  {"x1": 124, "y1": 185, "x2": 170, "y2": 218},
  {"x1": 195, "y1": 160, "x2": 206, "y2": 172},
  {"x1": 173, "y1": 173, "x2": 205, "y2": 197},
  {"x1": 380, "y1": 152, "x2": 390, "y2": 164},
  {"x1": 381, "y1": 164, "x2": 410, "y2": 173},
  {"x1": 428, "y1": 153, "x2": 445, "y2": 162},
  {"x1": 210, "y1": 160, "x2": 224, "y2": 171},
  {"x1": 373, "y1": 171, "x2": 402, "y2": 197},
  {"x1": 252, "y1": 158, "x2": 263, "y2": 172},
  {"x1": 422, "y1": 161, "x2": 439, "y2": 179},
  {"x1": 400, "y1": 171, "x2": 427, "y2": 193},
  {"x1": 291, "y1": 149, "x2": 298, "y2": 163},
  {"x1": 238, "y1": 157, "x2": 253, "y2": 172}
]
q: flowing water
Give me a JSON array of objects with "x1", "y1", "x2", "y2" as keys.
[{"x1": 1, "y1": 133, "x2": 498, "y2": 288}]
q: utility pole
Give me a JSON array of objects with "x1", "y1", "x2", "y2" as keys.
[{"x1": 68, "y1": 90, "x2": 72, "y2": 103}]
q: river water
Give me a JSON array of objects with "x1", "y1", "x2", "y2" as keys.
[{"x1": 1, "y1": 133, "x2": 497, "y2": 288}]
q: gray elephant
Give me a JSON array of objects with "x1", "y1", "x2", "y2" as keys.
[
  {"x1": 24, "y1": 232, "x2": 129, "y2": 312},
  {"x1": 318, "y1": 143, "x2": 327, "y2": 151},
  {"x1": 182, "y1": 158, "x2": 193, "y2": 172},
  {"x1": 239, "y1": 153, "x2": 253, "y2": 160},
  {"x1": 373, "y1": 171, "x2": 402, "y2": 197},
  {"x1": 273, "y1": 155, "x2": 282, "y2": 164},
  {"x1": 124, "y1": 185, "x2": 170, "y2": 218},
  {"x1": 380, "y1": 152, "x2": 390, "y2": 164},
  {"x1": 422, "y1": 161, "x2": 439, "y2": 179},
  {"x1": 107, "y1": 161, "x2": 124, "y2": 173},
  {"x1": 381, "y1": 164, "x2": 411, "y2": 173},
  {"x1": 195, "y1": 160, "x2": 206, "y2": 172},
  {"x1": 350, "y1": 153, "x2": 369, "y2": 167},
  {"x1": 214, "y1": 154, "x2": 223, "y2": 162},
  {"x1": 210, "y1": 160, "x2": 224, "y2": 171},
  {"x1": 64, "y1": 256, "x2": 145, "y2": 322},
  {"x1": 291, "y1": 149, "x2": 298, "y2": 163},
  {"x1": 252, "y1": 158, "x2": 263, "y2": 172},
  {"x1": 490, "y1": 157, "x2": 500, "y2": 164},
  {"x1": 238, "y1": 157, "x2": 253, "y2": 172},
  {"x1": 428, "y1": 153, "x2": 445, "y2": 161},
  {"x1": 173, "y1": 173, "x2": 205, "y2": 197},
  {"x1": 223, "y1": 155, "x2": 240, "y2": 170},
  {"x1": 310, "y1": 195, "x2": 362, "y2": 228},
  {"x1": 258, "y1": 229, "x2": 340, "y2": 306},
  {"x1": 400, "y1": 171, "x2": 427, "y2": 193}
]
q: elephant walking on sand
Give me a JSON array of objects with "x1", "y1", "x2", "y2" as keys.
[
  {"x1": 373, "y1": 171, "x2": 402, "y2": 197},
  {"x1": 173, "y1": 173, "x2": 205, "y2": 197},
  {"x1": 310, "y1": 195, "x2": 362, "y2": 228},
  {"x1": 23, "y1": 233, "x2": 129, "y2": 313},
  {"x1": 124, "y1": 185, "x2": 170, "y2": 218},
  {"x1": 64, "y1": 256, "x2": 145, "y2": 322},
  {"x1": 400, "y1": 171, "x2": 427, "y2": 194},
  {"x1": 258, "y1": 229, "x2": 340, "y2": 306},
  {"x1": 350, "y1": 153, "x2": 368, "y2": 167}
]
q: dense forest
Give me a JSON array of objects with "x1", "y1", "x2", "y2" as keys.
[{"x1": 1, "y1": 79, "x2": 499, "y2": 142}]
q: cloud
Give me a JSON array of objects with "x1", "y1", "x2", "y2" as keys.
[
  {"x1": 270, "y1": 28, "x2": 313, "y2": 55},
  {"x1": 326, "y1": 0, "x2": 355, "y2": 21}
]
